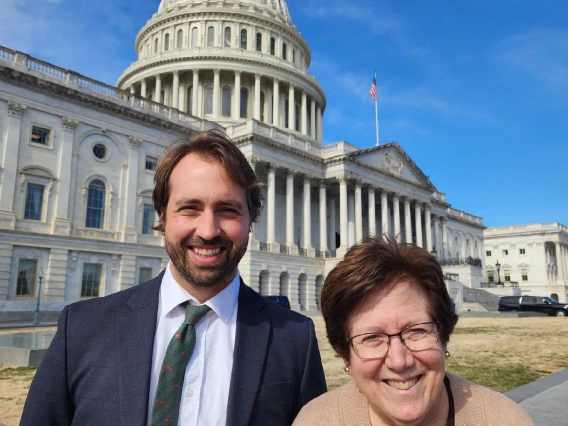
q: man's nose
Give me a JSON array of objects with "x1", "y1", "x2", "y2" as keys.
[{"x1": 195, "y1": 211, "x2": 220, "y2": 241}]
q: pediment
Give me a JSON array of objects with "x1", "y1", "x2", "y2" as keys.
[
  {"x1": 348, "y1": 143, "x2": 435, "y2": 190},
  {"x1": 19, "y1": 165, "x2": 56, "y2": 179}
]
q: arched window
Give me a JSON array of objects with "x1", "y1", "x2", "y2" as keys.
[
  {"x1": 224, "y1": 27, "x2": 231, "y2": 48},
  {"x1": 295, "y1": 103, "x2": 300, "y2": 130},
  {"x1": 191, "y1": 27, "x2": 198, "y2": 47},
  {"x1": 188, "y1": 86, "x2": 193, "y2": 115},
  {"x1": 240, "y1": 29, "x2": 247, "y2": 49},
  {"x1": 205, "y1": 85, "x2": 213, "y2": 115},
  {"x1": 256, "y1": 32, "x2": 262, "y2": 52},
  {"x1": 164, "y1": 33, "x2": 170, "y2": 51},
  {"x1": 284, "y1": 98, "x2": 289, "y2": 128},
  {"x1": 240, "y1": 88, "x2": 249, "y2": 118},
  {"x1": 292, "y1": 48, "x2": 296, "y2": 63},
  {"x1": 260, "y1": 91, "x2": 265, "y2": 122},
  {"x1": 160, "y1": 90, "x2": 165, "y2": 104},
  {"x1": 222, "y1": 85, "x2": 232, "y2": 117},
  {"x1": 177, "y1": 29, "x2": 183, "y2": 48},
  {"x1": 154, "y1": 38, "x2": 158, "y2": 53},
  {"x1": 86, "y1": 180, "x2": 106, "y2": 229},
  {"x1": 270, "y1": 37, "x2": 275, "y2": 55},
  {"x1": 207, "y1": 26, "x2": 215, "y2": 47},
  {"x1": 282, "y1": 42, "x2": 287, "y2": 60}
]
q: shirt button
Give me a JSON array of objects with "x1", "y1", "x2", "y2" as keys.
[{"x1": 187, "y1": 389, "x2": 194, "y2": 398}]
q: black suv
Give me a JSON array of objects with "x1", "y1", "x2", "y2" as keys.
[
  {"x1": 498, "y1": 296, "x2": 568, "y2": 317},
  {"x1": 265, "y1": 296, "x2": 291, "y2": 309}
]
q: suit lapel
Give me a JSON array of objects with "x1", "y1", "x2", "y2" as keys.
[
  {"x1": 117, "y1": 273, "x2": 163, "y2": 425},
  {"x1": 226, "y1": 280, "x2": 270, "y2": 426}
]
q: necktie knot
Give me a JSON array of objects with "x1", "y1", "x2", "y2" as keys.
[{"x1": 183, "y1": 303, "x2": 211, "y2": 326}]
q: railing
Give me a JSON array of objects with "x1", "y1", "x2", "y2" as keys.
[
  {"x1": 0, "y1": 46, "x2": 15, "y2": 62},
  {"x1": 259, "y1": 242, "x2": 269, "y2": 252},
  {"x1": 446, "y1": 207, "x2": 484, "y2": 226},
  {"x1": 481, "y1": 282, "x2": 519, "y2": 288},
  {"x1": 327, "y1": 249, "x2": 337, "y2": 258},
  {"x1": 315, "y1": 249, "x2": 323, "y2": 258},
  {"x1": 299, "y1": 248, "x2": 308, "y2": 257},
  {"x1": 439, "y1": 257, "x2": 482, "y2": 267},
  {"x1": 280, "y1": 244, "x2": 289, "y2": 254},
  {"x1": 27, "y1": 57, "x2": 67, "y2": 81},
  {"x1": 445, "y1": 273, "x2": 460, "y2": 281}
]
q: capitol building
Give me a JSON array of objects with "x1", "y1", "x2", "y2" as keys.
[{"x1": 0, "y1": 0, "x2": 488, "y2": 314}]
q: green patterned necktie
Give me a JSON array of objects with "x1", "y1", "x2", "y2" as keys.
[{"x1": 150, "y1": 302, "x2": 211, "y2": 426}]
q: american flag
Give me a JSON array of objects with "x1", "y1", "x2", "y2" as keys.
[{"x1": 369, "y1": 74, "x2": 377, "y2": 101}]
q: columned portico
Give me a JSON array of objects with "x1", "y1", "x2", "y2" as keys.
[{"x1": 319, "y1": 181, "x2": 327, "y2": 251}]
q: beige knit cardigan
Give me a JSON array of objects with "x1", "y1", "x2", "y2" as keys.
[{"x1": 293, "y1": 373, "x2": 534, "y2": 426}]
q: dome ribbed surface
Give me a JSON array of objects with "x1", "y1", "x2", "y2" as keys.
[{"x1": 158, "y1": 0, "x2": 291, "y2": 22}]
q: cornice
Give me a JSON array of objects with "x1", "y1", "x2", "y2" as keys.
[
  {"x1": 484, "y1": 230, "x2": 562, "y2": 239},
  {"x1": 0, "y1": 65, "x2": 201, "y2": 138},
  {"x1": 447, "y1": 215, "x2": 486, "y2": 230}
]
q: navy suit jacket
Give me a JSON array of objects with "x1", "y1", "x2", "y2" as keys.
[{"x1": 20, "y1": 273, "x2": 327, "y2": 425}]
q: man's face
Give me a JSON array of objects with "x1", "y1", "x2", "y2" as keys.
[{"x1": 163, "y1": 153, "x2": 250, "y2": 293}]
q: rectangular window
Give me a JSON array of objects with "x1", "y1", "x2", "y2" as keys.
[
  {"x1": 81, "y1": 263, "x2": 102, "y2": 298},
  {"x1": 502, "y1": 249, "x2": 508, "y2": 255},
  {"x1": 504, "y1": 271, "x2": 511, "y2": 282},
  {"x1": 142, "y1": 204, "x2": 155, "y2": 235},
  {"x1": 519, "y1": 248, "x2": 526, "y2": 254},
  {"x1": 521, "y1": 270, "x2": 528, "y2": 281},
  {"x1": 486, "y1": 250, "x2": 491, "y2": 257},
  {"x1": 30, "y1": 126, "x2": 50, "y2": 145},
  {"x1": 139, "y1": 267, "x2": 153, "y2": 284},
  {"x1": 24, "y1": 183, "x2": 44, "y2": 220},
  {"x1": 145, "y1": 155, "x2": 158, "y2": 171},
  {"x1": 487, "y1": 271, "x2": 494, "y2": 283},
  {"x1": 16, "y1": 259, "x2": 37, "y2": 296}
]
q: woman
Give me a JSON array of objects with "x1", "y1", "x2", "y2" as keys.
[{"x1": 294, "y1": 237, "x2": 533, "y2": 426}]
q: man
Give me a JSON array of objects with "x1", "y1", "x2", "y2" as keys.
[{"x1": 21, "y1": 130, "x2": 327, "y2": 426}]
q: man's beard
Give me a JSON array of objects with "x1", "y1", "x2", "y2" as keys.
[{"x1": 165, "y1": 234, "x2": 248, "y2": 289}]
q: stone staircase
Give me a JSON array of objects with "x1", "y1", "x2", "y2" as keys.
[{"x1": 462, "y1": 287, "x2": 500, "y2": 312}]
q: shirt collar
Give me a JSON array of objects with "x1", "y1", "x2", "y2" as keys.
[{"x1": 160, "y1": 263, "x2": 240, "y2": 324}]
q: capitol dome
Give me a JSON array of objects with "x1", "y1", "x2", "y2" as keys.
[{"x1": 117, "y1": 0, "x2": 325, "y2": 142}]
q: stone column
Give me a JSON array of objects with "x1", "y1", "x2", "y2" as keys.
[
  {"x1": 348, "y1": 193, "x2": 355, "y2": 248},
  {"x1": 141, "y1": 79, "x2": 147, "y2": 98},
  {"x1": 52, "y1": 117, "x2": 78, "y2": 235},
  {"x1": 288, "y1": 84, "x2": 295, "y2": 130},
  {"x1": 266, "y1": 84, "x2": 273, "y2": 124},
  {"x1": 266, "y1": 164, "x2": 276, "y2": 244},
  {"x1": 339, "y1": 177, "x2": 348, "y2": 250},
  {"x1": 301, "y1": 92, "x2": 308, "y2": 135},
  {"x1": 303, "y1": 177, "x2": 312, "y2": 250},
  {"x1": 121, "y1": 136, "x2": 142, "y2": 243},
  {"x1": 154, "y1": 74, "x2": 162, "y2": 101},
  {"x1": 213, "y1": 69, "x2": 220, "y2": 117},
  {"x1": 192, "y1": 69, "x2": 199, "y2": 116},
  {"x1": 556, "y1": 242, "x2": 565, "y2": 282},
  {"x1": 179, "y1": 80, "x2": 187, "y2": 112},
  {"x1": 393, "y1": 193, "x2": 401, "y2": 242},
  {"x1": 254, "y1": 73, "x2": 261, "y2": 120},
  {"x1": 415, "y1": 202, "x2": 423, "y2": 248},
  {"x1": 317, "y1": 105, "x2": 323, "y2": 143},
  {"x1": 432, "y1": 215, "x2": 440, "y2": 254},
  {"x1": 328, "y1": 197, "x2": 336, "y2": 250},
  {"x1": 286, "y1": 170, "x2": 296, "y2": 252},
  {"x1": 310, "y1": 99, "x2": 316, "y2": 138},
  {"x1": 441, "y1": 217, "x2": 448, "y2": 259},
  {"x1": 233, "y1": 70, "x2": 241, "y2": 119},
  {"x1": 172, "y1": 70, "x2": 180, "y2": 109},
  {"x1": 355, "y1": 181, "x2": 363, "y2": 243},
  {"x1": 368, "y1": 187, "x2": 376, "y2": 236},
  {"x1": 0, "y1": 102, "x2": 26, "y2": 229},
  {"x1": 425, "y1": 204, "x2": 432, "y2": 252},
  {"x1": 273, "y1": 78, "x2": 280, "y2": 126},
  {"x1": 404, "y1": 197, "x2": 412, "y2": 244},
  {"x1": 381, "y1": 190, "x2": 389, "y2": 240},
  {"x1": 319, "y1": 181, "x2": 327, "y2": 251}
]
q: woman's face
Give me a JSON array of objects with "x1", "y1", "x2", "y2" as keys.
[{"x1": 346, "y1": 279, "x2": 447, "y2": 425}]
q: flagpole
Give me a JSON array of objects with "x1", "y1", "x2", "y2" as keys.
[{"x1": 374, "y1": 71, "x2": 379, "y2": 146}]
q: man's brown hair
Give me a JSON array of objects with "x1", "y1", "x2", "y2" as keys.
[
  {"x1": 152, "y1": 130, "x2": 263, "y2": 232},
  {"x1": 321, "y1": 236, "x2": 459, "y2": 361}
]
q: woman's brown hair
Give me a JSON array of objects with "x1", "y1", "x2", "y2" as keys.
[{"x1": 321, "y1": 236, "x2": 458, "y2": 360}]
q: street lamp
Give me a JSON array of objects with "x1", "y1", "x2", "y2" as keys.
[
  {"x1": 495, "y1": 260, "x2": 501, "y2": 284},
  {"x1": 33, "y1": 268, "x2": 44, "y2": 326}
]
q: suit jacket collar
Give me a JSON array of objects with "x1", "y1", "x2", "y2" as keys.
[
  {"x1": 226, "y1": 279, "x2": 270, "y2": 426},
  {"x1": 118, "y1": 271, "x2": 163, "y2": 426}
]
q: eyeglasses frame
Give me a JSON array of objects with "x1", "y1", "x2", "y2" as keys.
[{"x1": 346, "y1": 321, "x2": 441, "y2": 360}]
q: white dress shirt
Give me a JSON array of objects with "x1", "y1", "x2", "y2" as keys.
[{"x1": 147, "y1": 264, "x2": 239, "y2": 426}]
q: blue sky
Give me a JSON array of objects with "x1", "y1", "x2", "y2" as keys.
[{"x1": 1, "y1": 0, "x2": 567, "y2": 227}]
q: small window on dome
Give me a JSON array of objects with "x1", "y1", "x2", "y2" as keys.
[
  {"x1": 240, "y1": 29, "x2": 247, "y2": 49},
  {"x1": 256, "y1": 32, "x2": 262, "y2": 52},
  {"x1": 270, "y1": 37, "x2": 275, "y2": 55},
  {"x1": 177, "y1": 30, "x2": 183, "y2": 48},
  {"x1": 164, "y1": 33, "x2": 170, "y2": 51},
  {"x1": 207, "y1": 26, "x2": 215, "y2": 47},
  {"x1": 93, "y1": 144, "x2": 107, "y2": 160},
  {"x1": 154, "y1": 38, "x2": 158, "y2": 53},
  {"x1": 224, "y1": 27, "x2": 231, "y2": 48},
  {"x1": 191, "y1": 27, "x2": 198, "y2": 47},
  {"x1": 282, "y1": 42, "x2": 287, "y2": 60}
]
